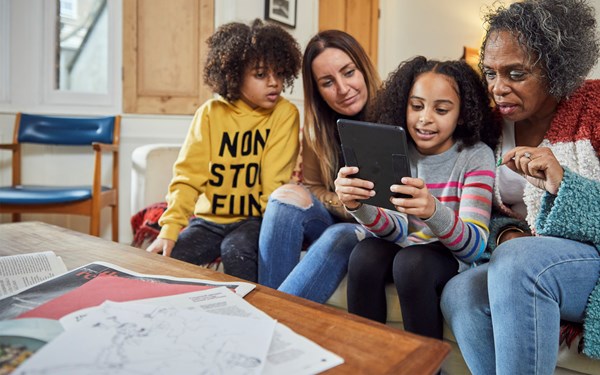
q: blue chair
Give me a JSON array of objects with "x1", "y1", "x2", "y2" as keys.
[{"x1": 0, "y1": 112, "x2": 121, "y2": 241}]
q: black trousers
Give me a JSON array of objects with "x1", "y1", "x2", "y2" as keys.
[
  {"x1": 347, "y1": 237, "x2": 458, "y2": 340},
  {"x1": 171, "y1": 217, "x2": 261, "y2": 282}
]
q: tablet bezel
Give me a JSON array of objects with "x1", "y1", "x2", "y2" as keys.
[{"x1": 337, "y1": 119, "x2": 411, "y2": 210}]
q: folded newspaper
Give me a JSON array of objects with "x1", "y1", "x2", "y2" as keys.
[{"x1": 0, "y1": 251, "x2": 255, "y2": 320}]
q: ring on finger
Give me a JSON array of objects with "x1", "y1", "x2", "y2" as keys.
[{"x1": 523, "y1": 152, "x2": 532, "y2": 159}]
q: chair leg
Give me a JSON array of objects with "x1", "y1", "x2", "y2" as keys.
[
  {"x1": 112, "y1": 205, "x2": 119, "y2": 242},
  {"x1": 90, "y1": 213, "x2": 100, "y2": 237}
]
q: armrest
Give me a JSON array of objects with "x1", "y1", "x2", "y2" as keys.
[{"x1": 131, "y1": 143, "x2": 181, "y2": 215}]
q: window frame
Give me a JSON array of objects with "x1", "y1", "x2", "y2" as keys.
[
  {"x1": 41, "y1": 0, "x2": 121, "y2": 110},
  {"x1": 0, "y1": 0, "x2": 9, "y2": 103}
]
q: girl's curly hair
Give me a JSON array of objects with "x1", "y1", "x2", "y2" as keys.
[
  {"x1": 368, "y1": 56, "x2": 500, "y2": 150},
  {"x1": 481, "y1": 0, "x2": 600, "y2": 99},
  {"x1": 203, "y1": 19, "x2": 302, "y2": 101}
]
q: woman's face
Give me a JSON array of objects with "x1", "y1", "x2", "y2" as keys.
[
  {"x1": 311, "y1": 47, "x2": 368, "y2": 116},
  {"x1": 482, "y1": 30, "x2": 557, "y2": 123}
]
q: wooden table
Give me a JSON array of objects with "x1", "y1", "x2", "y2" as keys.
[{"x1": 0, "y1": 221, "x2": 450, "y2": 374}]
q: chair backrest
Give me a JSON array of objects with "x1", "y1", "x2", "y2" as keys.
[{"x1": 15, "y1": 113, "x2": 117, "y2": 146}]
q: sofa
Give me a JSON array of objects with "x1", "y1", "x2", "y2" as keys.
[{"x1": 131, "y1": 143, "x2": 600, "y2": 375}]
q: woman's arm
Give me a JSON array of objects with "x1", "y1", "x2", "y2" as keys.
[
  {"x1": 536, "y1": 169, "x2": 600, "y2": 247},
  {"x1": 302, "y1": 140, "x2": 353, "y2": 220}
]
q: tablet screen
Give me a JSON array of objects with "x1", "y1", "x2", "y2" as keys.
[{"x1": 337, "y1": 119, "x2": 411, "y2": 210}]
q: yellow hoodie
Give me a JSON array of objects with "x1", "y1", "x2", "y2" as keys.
[{"x1": 158, "y1": 96, "x2": 300, "y2": 241}]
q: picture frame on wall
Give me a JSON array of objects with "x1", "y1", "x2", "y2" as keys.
[{"x1": 265, "y1": 0, "x2": 296, "y2": 28}]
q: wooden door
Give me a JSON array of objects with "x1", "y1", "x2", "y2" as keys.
[
  {"x1": 123, "y1": 0, "x2": 214, "y2": 115},
  {"x1": 318, "y1": 0, "x2": 379, "y2": 66}
]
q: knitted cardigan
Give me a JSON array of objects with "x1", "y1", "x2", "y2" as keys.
[
  {"x1": 537, "y1": 170, "x2": 600, "y2": 357},
  {"x1": 486, "y1": 80, "x2": 600, "y2": 357},
  {"x1": 487, "y1": 80, "x2": 600, "y2": 246}
]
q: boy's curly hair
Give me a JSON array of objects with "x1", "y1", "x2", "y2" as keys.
[
  {"x1": 203, "y1": 19, "x2": 302, "y2": 101},
  {"x1": 368, "y1": 56, "x2": 500, "y2": 150},
  {"x1": 481, "y1": 0, "x2": 600, "y2": 99}
]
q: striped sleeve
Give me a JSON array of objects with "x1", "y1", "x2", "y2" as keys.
[
  {"x1": 425, "y1": 164, "x2": 495, "y2": 263},
  {"x1": 349, "y1": 204, "x2": 409, "y2": 245}
]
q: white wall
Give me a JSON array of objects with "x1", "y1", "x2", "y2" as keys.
[
  {"x1": 379, "y1": 0, "x2": 600, "y2": 79},
  {"x1": 379, "y1": 0, "x2": 496, "y2": 78},
  {"x1": 1, "y1": 0, "x2": 599, "y2": 244}
]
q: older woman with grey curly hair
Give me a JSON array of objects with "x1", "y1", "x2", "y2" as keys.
[{"x1": 440, "y1": 0, "x2": 600, "y2": 374}]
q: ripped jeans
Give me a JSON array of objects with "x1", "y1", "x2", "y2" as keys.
[{"x1": 258, "y1": 187, "x2": 369, "y2": 303}]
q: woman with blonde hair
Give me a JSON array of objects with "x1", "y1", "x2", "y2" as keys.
[{"x1": 258, "y1": 29, "x2": 381, "y2": 302}]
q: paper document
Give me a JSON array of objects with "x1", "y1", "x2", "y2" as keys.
[
  {"x1": 0, "y1": 251, "x2": 67, "y2": 297},
  {"x1": 15, "y1": 301, "x2": 276, "y2": 375},
  {"x1": 61, "y1": 287, "x2": 344, "y2": 374}
]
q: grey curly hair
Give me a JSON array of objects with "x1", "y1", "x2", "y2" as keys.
[{"x1": 481, "y1": 0, "x2": 600, "y2": 99}]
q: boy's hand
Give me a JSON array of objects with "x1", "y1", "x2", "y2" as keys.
[
  {"x1": 390, "y1": 177, "x2": 436, "y2": 219},
  {"x1": 334, "y1": 166, "x2": 375, "y2": 210},
  {"x1": 146, "y1": 238, "x2": 176, "y2": 257}
]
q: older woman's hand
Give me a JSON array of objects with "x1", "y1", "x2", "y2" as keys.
[
  {"x1": 501, "y1": 147, "x2": 564, "y2": 195},
  {"x1": 334, "y1": 166, "x2": 375, "y2": 210}
]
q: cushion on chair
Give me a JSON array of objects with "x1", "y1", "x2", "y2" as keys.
[{"x1": 0, "y1": 185, "x2": 110, "y2": 204}]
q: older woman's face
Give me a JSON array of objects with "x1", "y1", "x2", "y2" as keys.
[
  {"x1": 311, "y1": 47, "x2": 368, "y2": 116},
  {"x1": 482, "y1": 30, "x2": 557, "y2": 123}
]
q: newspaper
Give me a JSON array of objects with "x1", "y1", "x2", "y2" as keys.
[
  {"x1": 0, "y1": 251, "x2": 67, "y2": 298},
  {"x1": 0, "y1": 258, "x2": 255, "y2": 320}
]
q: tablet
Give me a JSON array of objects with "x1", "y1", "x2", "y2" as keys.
[{"x1": 337, "y1": 119, "x2": 411, "y2": 210}]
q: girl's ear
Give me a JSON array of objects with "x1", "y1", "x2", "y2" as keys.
[{"x1": 457, "y1": 119, "x2": 464, "y2": 125}]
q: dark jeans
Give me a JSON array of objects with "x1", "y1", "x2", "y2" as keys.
[
  {"x1": 171, "y1": 217, "x2": 261, "y2": 282},
  {"x1": 347, "y1": 238, "x2": 458, "y2": 340}
]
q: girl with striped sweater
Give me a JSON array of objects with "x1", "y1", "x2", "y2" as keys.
[{"x1": 335, "y1": 56, "x2": 499, "y2": 341}]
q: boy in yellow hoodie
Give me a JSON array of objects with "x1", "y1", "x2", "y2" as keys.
[{"x1": 147, "y1": 19, "x2": 302, "y2": 282}]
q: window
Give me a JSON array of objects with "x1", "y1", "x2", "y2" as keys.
[
  {"x1": 57, "y1": 0, "x2": 108, "y2": 93},
  {"x1": 42, "y1": 0, "x2": 120, "y2": 109}
]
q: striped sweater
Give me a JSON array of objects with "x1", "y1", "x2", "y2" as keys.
[{"x1": 349, "y1": 141, "x2": 496, "y2": 271}]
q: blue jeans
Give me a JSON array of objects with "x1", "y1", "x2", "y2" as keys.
[
  {"x1": 279, "y1": 221, "x2": 369, "y2": 303},
  {"x1": 441, "y1": 236, "x2": 600, "y2": 375},
  {"x1": 259, "y1": 193, "x2": 337, "y2": 288}
]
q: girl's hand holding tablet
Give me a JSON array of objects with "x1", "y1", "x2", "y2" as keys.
[
  {"x1": 390, "y1": 177, "x2": 436, "y2": 220},
  {"x1": 334, "y1": 166, "x2": 375, "y2": 210}
]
